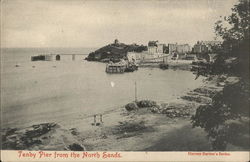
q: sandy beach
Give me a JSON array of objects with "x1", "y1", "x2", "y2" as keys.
[{"x1": 2, "y1": 70, "x2": 226, "y2": 151}]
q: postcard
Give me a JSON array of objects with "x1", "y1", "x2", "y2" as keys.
[{"x1": 1, "y1": 0, "x2": 249, "y2": 161}]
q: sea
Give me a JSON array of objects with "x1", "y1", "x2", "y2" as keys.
[{"x1": 1, "y1": 48, "x2": 204, "y2": 128}]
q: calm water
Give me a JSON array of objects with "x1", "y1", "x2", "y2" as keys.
[{"x1": 1, "y1": 48, "x2": 204, "y2": 128}]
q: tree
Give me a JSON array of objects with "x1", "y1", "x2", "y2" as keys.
[
  {"x1": 192, "y1": 0, "x2": 250, "y2": 150},
  {"x1": 214, "y1": 0, "x2": 249, "y2": 79},
  {"x1": 215, "y1": 0, "x2": 249, "y2": 43},
  {"x1": 191, "y1": 81, "x2": 249, "y2": 150}
]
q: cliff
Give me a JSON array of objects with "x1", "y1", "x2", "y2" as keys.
[{"x1": 85, "y1": 41, "x2": 147, "y2": 62}]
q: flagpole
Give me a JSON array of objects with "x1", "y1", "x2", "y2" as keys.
[{"x1": 135, "y1": 81, "x2": 137, "y2": 102}]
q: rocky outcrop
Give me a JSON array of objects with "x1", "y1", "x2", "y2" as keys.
[{"x1": 85, "y1": 41, "x2": 147, "y2": 62}]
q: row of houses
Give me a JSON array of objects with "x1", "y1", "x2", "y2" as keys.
[
  {"x1": 147, "y1": 41, "x2": 191, "y2": 55},
  {"x1": 128, "y1": 41, "x2": 192, "y2": 62},
  {"x1": 147, "y1": 40, "x2": 222, "y2": 55},
  {"x1": 193, "y1": 41, "x2": 222, "y2": 54},
  {"x1": 127, "y1": 40, "x2": 222, "y2": 63}
]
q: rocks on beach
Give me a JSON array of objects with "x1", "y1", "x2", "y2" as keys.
[
  {"x1": 125, "y1": 102, "x2": 138, "y2": 111},
  {"x1": 125, "y1": 100, "x2": 195, "y2": 118},
  {"x1": 1, "y1": 123, "x2": 86, "y2": 151},
  {"x1": 159, "y1": 104, "x2": 192, "y2": 118},
  {"x1": 181, "y1": 95, "x2": 211, "y2": 104},
  {"x1": 137, "y1": 100, "x2": 157, "y2": 108},
  {"x1": 2, "y1": 123, "x2": 57, "y2": 150},
  {"x1": 124, "y1": 85, "x2": 219, "y2": 118},
  {"x1": 193, "y1": 87, "x2": 217, "y2": 97},
  {"x1": 125, "y1": 100, "x2": 157, "y2": 111}
]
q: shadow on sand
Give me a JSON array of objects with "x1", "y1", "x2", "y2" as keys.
[{"x1": 144, "y1": 124, "x2": 212, "y2": 151}]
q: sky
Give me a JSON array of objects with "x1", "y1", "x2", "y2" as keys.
[{"x1": 1, "y1": 0, "x2": 238, "y2": 48}]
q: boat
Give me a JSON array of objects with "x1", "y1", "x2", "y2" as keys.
[
  {"x1": 106, "y1": 58, "x2": 139, "y2": 73},
  {"x1": 125, "y1": 62, "x2": 139, "y2": 72},
  {"x1": 106, "y1": 59, "x2": 127, "y2": 73}
]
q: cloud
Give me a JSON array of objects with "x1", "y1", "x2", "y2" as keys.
[{"x1": 1, "y1": 0, "x2": 238, "y2": 47}]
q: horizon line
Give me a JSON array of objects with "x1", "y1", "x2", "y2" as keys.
[{"x1": 0, "y1": 47, "x2": 99, "y2": 49}]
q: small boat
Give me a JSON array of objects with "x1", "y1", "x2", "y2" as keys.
[{"x1": 125, "y1": 63, "x2": 139, "y2": 72}]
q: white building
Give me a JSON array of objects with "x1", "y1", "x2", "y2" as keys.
[
  {"x1": 168, "y1": 43, "x2": 191, "y2": 55},
  {"x1": 157, "y1": 44, "x2": 164, "y2": 53},
  {"x1": 148, "y1": 46, "x2": 157, "y2": 54},
  {"x1": 148, "y1": 41, "x2": 164, "y2": 54}
]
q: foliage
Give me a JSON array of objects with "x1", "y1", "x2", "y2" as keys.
[
  {"x1": 191, "y1": 80, "x2": 249, "y2": 150},
  {"x1": 215, "y1": 0, "x2": 249, "y2": 43},
  {"x1": 213, "y1": 0, "x2": 250, "y2": 79},
  {"x1": 192, "y1": 0, "x2": 250, "y2": 150},
  {"x1": 195, "y1": 0, "x2": 250, "y2": 78}
]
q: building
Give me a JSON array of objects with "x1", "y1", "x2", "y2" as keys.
[
  {"x1": 168, "y1": 43, "x2": 191, "y2": 55},
  {"x1": 203, "y1": 41, "x2": 222, "y2": 46},
  {"x1": 193, "y1": 41, "x2": 222, "y2": 54},
  {"x1": 177, "y1": 44, "x2": 191, "y2": 54},
  {"x1": 148, "y1": 41, "x2": 164, "y2": 54},
  {"x1": 127, "y1": 51, "x2": 166, "y2": 63},
  {"x1": 114, "y1": 39, "x2": 119, "y2": 45},
  {"x1": 157, "y1": 44, "x2": 164, "y2": 53},
  {"x1": 127, "y1": 41, "x2": 167, "y2": 63},
  {"x1": 148, "y1": 46, "x2": 157, "y2": 54},
  {"x1": 168, "y1": 43, "x2": 178, "y2": 55},
  {"x1": 193, "y1": 41, "x2": 208, "y2": 53}
]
